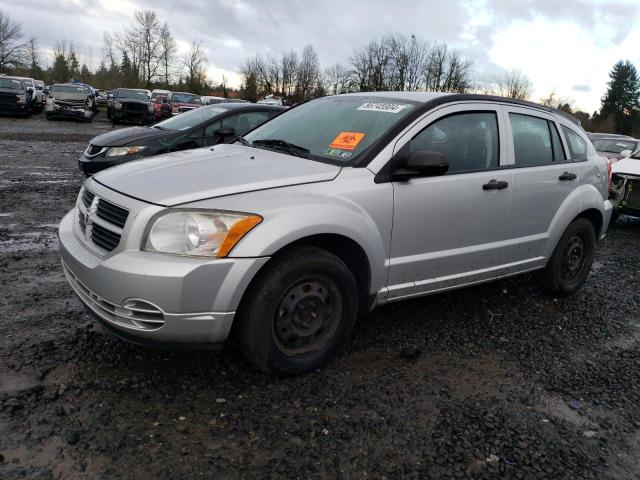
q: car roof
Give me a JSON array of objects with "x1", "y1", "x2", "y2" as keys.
[
  {"x1": 171, "y1": 91, "x2": 199, "y2": 95},
  {"x1": 209, "y1": 103, "x2": 284, "y2": 111},
  {"x1": 336, "y1": 91, "x2": 582, "y2": 126}
]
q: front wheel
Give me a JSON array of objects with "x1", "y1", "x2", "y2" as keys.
[
  {"x1": 540, "y1": 218, "x2": 596, "y2": 296},
  {"x1": 235, "y1": 246, "x2": 358, "y2": 374}
]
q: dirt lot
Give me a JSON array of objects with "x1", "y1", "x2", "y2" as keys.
[{"x1": 1, "y1": 112, "x2": 639, "y2": 480}]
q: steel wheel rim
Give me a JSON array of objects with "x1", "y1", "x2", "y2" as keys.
[
  {"x1": 561, "y1": 235, "x2": 585, "y2": 281},
  {"x1": 272, "y1": 276, "x2": 342, "y2": 355}
]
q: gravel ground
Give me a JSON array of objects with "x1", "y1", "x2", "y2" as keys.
[{"x1": 1, "y1": 113, "x2": 639, "y2": 480}]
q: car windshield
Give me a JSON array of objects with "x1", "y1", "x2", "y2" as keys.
[
  {"x1": 52, "y1": 84, "x2": 88, "y2": 94},
  {"x1": 593, "y1": 139, "x2": 637, "y2": 154},
  {"x1": 0, "y1": 78, "x2": 24, "y2": 90},
  {"x1": 203, "y1": 97, "x2": 225, "y2": 105},
  {"x1": 172, "y1": 93, "x2": 200, "y2": 104},
  {"x1": 118, "y1": 89, "x2": 149, "y2": 101},
  {"x1": 151, "y1": 93, "x2": 167, "y2": 101},
  {"x1": 34, "y1": 81, "x2": 44, "y2": 89},
  {"x1": 154, "y1": 105, "x2": 230, "y2": 131},
  {"x1": 243, "y1": 95, "x2": 417, "y2": 163}
]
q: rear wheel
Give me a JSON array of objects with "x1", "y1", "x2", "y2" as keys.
[
  {"x1": 235, "y1": 246, "x2": 358, "y2": 374},
  {"x1": 541, "y1": 218, "x2": 596, "y2": 296}
]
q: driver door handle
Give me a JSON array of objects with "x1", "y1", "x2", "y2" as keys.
[
  {"x1": 559, "y1": 171, "x2": 577, "y2": 181},
  {"x1": 482, "y1": 179, "x2": 509, "y2": 190}
]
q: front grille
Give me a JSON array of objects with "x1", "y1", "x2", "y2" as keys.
[
  {"x1": 91, "y1": 223, "x2": 121, "y2": 251},
  {"x1": 81, "y1": 189, "x2": 95, "y2": 208},
  {"x1": 77, "y1": 188, "x2": 129, "y2": 253},
  {"x1": 86, "y1": 144, "x2": 103, "y2": 156},
  {"x1": 0, "y1": 93, "x2": 17, "y2": 106},
  {"x1": 55, "y1": 99, "x2": 85, "y2": 108},
  {"x1": 123, "y1": 103, "x2": 146, "y2": 113},
  {"x1": 62, "y1": 261, "x2": 165, "y2": 331},
  {"x1": 96, "y1": 199, "x2": 128, "y2": 228}
]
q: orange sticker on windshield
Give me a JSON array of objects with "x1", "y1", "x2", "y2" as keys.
[{"x1": 329, "y1": 132, "x2": 365, "y2": 151}]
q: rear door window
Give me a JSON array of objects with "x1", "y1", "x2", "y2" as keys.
[{"x1": 509, "y1": 113, "x2": 566, "y2": 166}]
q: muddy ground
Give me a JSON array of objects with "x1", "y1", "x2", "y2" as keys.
[{"x1": 0, "y1": 112, "x2": 639, "y2": 480}]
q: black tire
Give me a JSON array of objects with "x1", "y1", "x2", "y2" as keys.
[
  {"x1": 610, "y1": 209, "x2": 620, "y2": 226},
  {"x1": 541, "y1": 218, "x2": 596, "y2": 296},
  {"x1": 235, "y1": 246, "x2": 358, "y2": 374}
]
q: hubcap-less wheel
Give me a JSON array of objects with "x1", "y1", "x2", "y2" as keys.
[
  {"x1": 273, "y1": 277, "x2": 342, "y2": 355},
  {"x1": 561, "y1": 235, "x2": 585, "y2": 281}
]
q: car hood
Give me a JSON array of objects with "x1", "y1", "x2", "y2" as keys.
[
  {"x1": 52, "y1": 92, "x2": 88, "y2": 101},
  {"x1": 90, "y1": 126, "x2": 168, "y2": 147},
  {"x1": 93, "y1": 143, "x2": 342, "y2": 206},
  {"x1": 612, "y1": 157, "x2": 640, "y2": 176}
]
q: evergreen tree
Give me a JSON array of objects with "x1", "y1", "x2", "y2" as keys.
[
  {"x1": 51, "y1": 54, "x2": 69, "y2": 82},
  {"x1": 599, "y1": 60, "x2": 640, "y2": 135}
]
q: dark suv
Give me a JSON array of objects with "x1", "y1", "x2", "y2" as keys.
[
  {"x1": 0, "y1": 77, "x2": 31, "y2": 117},
  {"x1": 107, "y1": 88, "x2": 154, "y2": 125}
]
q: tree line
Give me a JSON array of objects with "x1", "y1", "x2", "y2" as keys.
[{"x1": 1, "y1": 8, "x2": 639, "y2": 135}]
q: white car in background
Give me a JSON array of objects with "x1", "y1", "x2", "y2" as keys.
[{"x1": 610, "y1": 152, "x2": 640, "y2": 222}]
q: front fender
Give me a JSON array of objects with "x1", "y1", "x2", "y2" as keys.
[
  {"x1": 231, "y1": 201, "x2": 389, "y2": 295},
  {"x1": 544, "y1": 184, "x2": 605, "y2": 258}
]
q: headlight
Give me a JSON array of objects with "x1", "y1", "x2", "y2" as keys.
[
  {"x1": 144, "y1": 210, "x2": 262, "y2": 258},
  {"x1": 16, "y1": 94, "x2": 27, "y2": 104},
  {"x1": 114, "y1": 101, "x2": 122, "y2": 109},
  {"x1": 105, "y1": 146, "x2": 147, "y2": 157}
]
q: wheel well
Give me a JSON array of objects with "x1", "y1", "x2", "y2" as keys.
[
  {"x1": 268, "y1": 234, "x2": 371, "y2": 312},
  {"x1": 577, "y1": 208, "x2": 603, "y2": 237}
]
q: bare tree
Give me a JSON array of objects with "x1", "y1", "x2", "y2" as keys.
[
  {"x1": 490, "y1": 69, "x2": 533, "y2": 100},
  {"x1": 159, "y1": 22, "x2": 176, "y2": 87},
  {"x1": 133, "y1": 10, "x2": 163, "y2": 88},
  {"x1": 281, "y1": 50, "x2": 298, "y2": 98},
  {"x1": 295, "y1": 45, "x2": 320, "y2": 100},
  {"x1": 324, "y1": 63, "x2": 349, "y2": 95},
  {"x1": 0, "y1": 10, "x2": 27, "y2": 70},
  {"x1": 183, "y1": 40, "x2": 208, "y2": 93},
  {"x1": 26, "y1": 38, "x2": 40, "y2": 76}
]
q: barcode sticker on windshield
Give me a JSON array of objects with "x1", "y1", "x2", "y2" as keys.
[{"x1": 357, "y1": 102, "x2": 408, "y2": 114}]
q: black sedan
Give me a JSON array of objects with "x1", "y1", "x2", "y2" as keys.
[{"x1": 79, "y1": 103, "x2": 284, "y2": 176}]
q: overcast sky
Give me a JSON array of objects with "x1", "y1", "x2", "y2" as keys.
[{"x1": 3, "y1": 0, "x2": 639, "y2": 112}]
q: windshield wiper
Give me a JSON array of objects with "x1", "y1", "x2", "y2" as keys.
[
  {"x1": 235, "y1": 136, "x2": 252, "y2": 146},
  {"x1": 252, "y1": 139, "x2": 310, "y2": 158}
]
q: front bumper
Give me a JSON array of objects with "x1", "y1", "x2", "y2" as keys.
[
  {"x1": 0, "y1": 103, "x2": 30, "y2": 115},
  {"x1": 112, "y1": 109, "x2": 154, "y2": 124},
  {"x1": 78, "y1": 154, "x2": 129, "y2": 176},
  {"x1": 46, "y1": 104, "x2": 93, "y2": 120},
  {"x1": 58, "y1": 207, "x2": 269, "y2": 348}
]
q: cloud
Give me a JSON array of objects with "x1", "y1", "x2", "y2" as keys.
[{"x1": 573, "y1": 84, "x2": 592, "y2": 92}]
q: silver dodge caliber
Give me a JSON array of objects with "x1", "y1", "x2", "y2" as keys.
[{"x1": 59, "y1": 92, "x2": 613, "y2": 374}]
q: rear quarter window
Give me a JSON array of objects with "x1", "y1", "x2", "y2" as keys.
[{"x1": 562, "y1": 126, "x2": 588, "y2": 161}]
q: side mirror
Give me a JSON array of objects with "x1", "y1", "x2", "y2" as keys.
[
  {"x1": 392, "y1": 150, "x2": 449, "y2": 180},
  {"x1": 215, "y1": 127, "x2": 235, "y2": 137},
  {"x1": 620, "y1": 149, "x2": 632, "y2": 158}
]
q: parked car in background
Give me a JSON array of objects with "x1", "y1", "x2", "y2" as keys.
[
  {"x1": 201, "y1": 95, "x2": 227, "y2": 105},
  {"x1": 60, "y1": 92, "x2": 611, "y2": 374},
  {"x1": 609, "y1": 149, "x2": 640, "y2": 222},
  {"x1": 0, "y1": 77, "x2": 31, "y2": 117},
  {"x1": 79, "y1": 103, "x2": 283, "y2": 176},
  {"x1": 34, "y1": 80, "x2": 46, "y2": 111},
  {"x1": 159, "y1": 91, "x2": 201, "y2": 119},
  {"x1": 107, "y1": 88, "x2": 154, "y2": 125},
  {"x1": 151, "y1": 89, "x2": 170, "y2": 120},
  {"x1": 588, "y1": 133, "x2": 639, "y2": 163},
  {"x1": 45, "y1": 83, "x2": 96, "y2": 122},
  {"x1": 8, "y1": 76, "x2": 42, "y2": 112},
  {"x1": 95, "y1": 90, "x2": 110, "y2": 107}
]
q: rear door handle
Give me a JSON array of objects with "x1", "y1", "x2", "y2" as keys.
[
  {"x1": 482, "y1": 179, "x2": 509, "y2": 190},
  {"x1": 559, "y1": 172, "x2": 577, "y2": 181}
]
